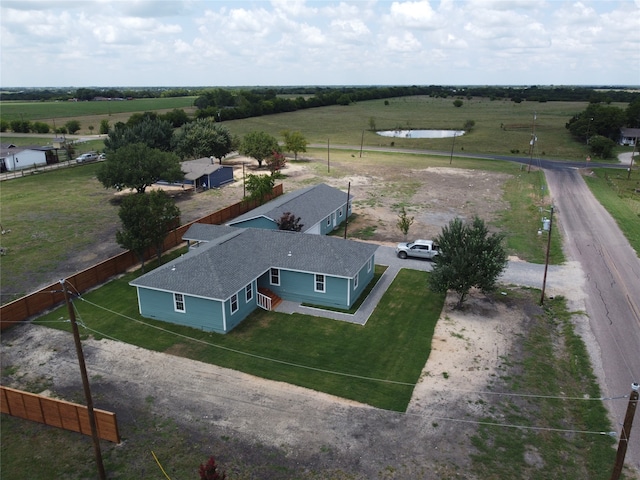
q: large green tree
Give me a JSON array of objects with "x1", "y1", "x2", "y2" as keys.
[
  {"x1": 116, "y1": 190, "x2": 180, "y2": 272},
  {"x1": 566, "y1": 104, "x2": 626, "y2": 143},
  {"x1": 172, "y1": 118, "x2": 233, "y2": 162},
  {"x1": 97, "y1": 142, "x2": 183, "y2": 193},
  {"x1": 428, "y1": 216, "x2": 508, "y2": 308},
  {"x1": 239, "y1": 131, "x2": 280, "y2": 167},
  {"x1": 104, "y1": 117, "x2": 174, "y2": 152},
  {"x1": 281, "y1": 130, "x2": 308, "y2": 160}
]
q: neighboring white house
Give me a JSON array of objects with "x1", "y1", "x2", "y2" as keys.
[
  {"x1": 0, "y1": 144, "x2": 58, "y2": 172},
  {"x1": 619, "y1": 128, "x2": 640, "y2": 146}
]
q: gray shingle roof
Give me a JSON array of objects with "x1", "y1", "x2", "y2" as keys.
[
  {"x1": 130, "y1": 226, "x2": 377, "y2": 300},
  {"x1": 181, "y1": 158, "x2": 229, "y2": 181},
  {"x1": 227, "y1": 183, "x2": 350, "y2": 232}
]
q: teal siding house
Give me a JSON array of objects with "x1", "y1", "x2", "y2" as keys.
[
  {"x1": 130, "y1": 225, "x2": 377, "y2": 334},
  {"x1": 226, "y1": 183, "x2": 351, "y2": 234}
]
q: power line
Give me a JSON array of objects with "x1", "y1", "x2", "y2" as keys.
[{"x1": 74, "y1": 296, "x2": 626, "y2": 403}]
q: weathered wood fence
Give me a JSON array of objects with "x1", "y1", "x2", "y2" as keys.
[
  {"x1": 0, "y1": 184, "x2": 283, "y2": 330},
  {"x1": 1, "y1": 386, "x2": 121, "y2": 443}
]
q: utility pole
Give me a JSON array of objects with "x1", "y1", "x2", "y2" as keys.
[
  {"x1": 527, "y1": 112, "x2": 537, "y2": 173},
  {"x1": 609, "y1": 383, "x2": 639, "y2": 480},
  {"x1": 359, "y1": 130, "x2": 364, "y2": 158},
  {"x1": 327, "y1": 138, "x2": 330, "y2": 173},
  {"x1": 449, "y1": 132, "x2": 456, "y2": 165},
  {"x1": 343, "y1": 182, "x2": 351, "y2": 240},
  {"x1": 540, "y1": 205, "x2": 553, "y2": 305},
  {"x1": 627, "y1": 141, "x2": 636, "y2": 180},
  {"x1": 61, "y1": 279, "x2": 107, "y2": 480}
]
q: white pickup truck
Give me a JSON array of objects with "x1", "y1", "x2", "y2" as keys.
[{"x1": 395, "y1": 239, "x2": 439, "y2": 260}]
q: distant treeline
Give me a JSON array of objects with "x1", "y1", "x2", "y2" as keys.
[{"x1": 2, "y1": 85, "x2": 639, "y2": 107}]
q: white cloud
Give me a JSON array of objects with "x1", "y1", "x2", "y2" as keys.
[{"x1": 0, "y1": 0, "x2": 638, "y2": 86}]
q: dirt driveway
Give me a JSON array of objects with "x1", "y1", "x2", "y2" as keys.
[{"x1": 0, "y1": 154, "x2": 605, "y2": 478}]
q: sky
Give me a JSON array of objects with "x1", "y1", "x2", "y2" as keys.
[{"x1": 1, "y1": 0, "x2": 639, "y2": 88}]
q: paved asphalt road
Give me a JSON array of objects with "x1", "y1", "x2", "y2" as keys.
[{"x1": 545, "y1": 167, "x2": 640, "y2": 471}]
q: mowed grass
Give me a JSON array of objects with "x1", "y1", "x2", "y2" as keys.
[
  {"x1": 0, "y1": 163, "x2": 119, "y2": 302},
  {"x1": 36, "y1": 265, "x2": 444, "y2": 412},
  {"x1": 221, "y1": 97, "x2": 623, "y2": 161}
]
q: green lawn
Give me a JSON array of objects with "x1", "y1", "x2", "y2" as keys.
[
  {"x1": 36, "y1": 263, "x2": 444, "y2": 412},
  {"x1": 0, "y1": 163, "x2": 120, "y2": 302}
]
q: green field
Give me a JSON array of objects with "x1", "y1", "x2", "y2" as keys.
[
  {"x1": 2, "y1": 95, "x2": 633, "y2": 161},
  {"x1": 0, "y1": 96, "x2": 197, "y2": 122},
  {"x1": 220, "y1": 97, "x2": 628, "y2": 161}
]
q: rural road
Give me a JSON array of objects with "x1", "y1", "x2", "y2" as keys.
[{"x1": 545, "y1": 166, "x2": 640, "y2": 471}]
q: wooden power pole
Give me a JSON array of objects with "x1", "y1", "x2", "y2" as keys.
[
  {"x1": 61, "y1": 279, "x2": 107, "y2": 480},
  {"x1": 610, "y1": 382, "x2": 639, "y2": 480}
]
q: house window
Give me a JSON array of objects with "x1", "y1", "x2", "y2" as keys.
[
  {"x1": 315, "y1": 274, "x2": 325, "y2": 292},
  {"x1": 174, "y1": 293, "x2": 185, "y2": 313},
  {"x1": 326, "y1": 216, "x2": 331, "y2": 226},
  {"x1": 245, "y1": 283, "x2": 253, "y2": 302},
  {"x1": 339, "y1": 208, "x2": 343, "y2": 217},
  {"x1": 354, "y1": 273, "x2": 359, "y2": 289},
  {"x1": 368, "y1": 257, "x2": 373, "y2": 273},
  {"x1": 231, "y1": 293, "x2": 238, "y2": 314},
  {"x1": 270, "y1": 268, "x2": 280, "y2": 286}
]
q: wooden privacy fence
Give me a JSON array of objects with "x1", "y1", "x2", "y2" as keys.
[
  {"x1": 0, "y1": 184, "x2": 283, "y2": 330},
  {"x1": 1, "y1": 386, "x2": 121, "y2": 443}
]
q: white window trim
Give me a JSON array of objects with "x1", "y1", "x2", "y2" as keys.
[
  {"x1": 270, "y1": 268, "x2": 280, "y2": 286},
  {"x1": 354, "y1": 272, "x2": 359, "y2": 289},
  {"x1": 245, "y1": 283, "x2": 253, "y2": 302},
  {"x1": 174, "y1": 293, "x2": 185, "y2": 313},
  {"x1": 230, "y1": 293, "x2": 238, "y2": 314},
  {"x1": 315, "y1": 274, "x2": 326, "y2": 293},
  {"x1": 367, "y1": 257, "x2": 373, "y2": 273},
  {"x1": 326, "y1": 216, "x2": 331, "y2": 226}
]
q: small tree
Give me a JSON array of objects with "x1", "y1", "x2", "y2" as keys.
[
  {"x1": 428, "y1": 216, "x2": 508, "y2": 309},
  {"x1": 453, "y1": 99, "x2": 463, "y2": 108},
  {"x1": 396, "y1": 206, "x2": 414, "y2": 240},
  {"x1": 116, "y1": 191, "x2": 180, "y2": 271},
  {"x1": 277, "y1": 212, "x2": 304, "y2": 232},
  {"x1": 147, "y1": 190, "x2": 181, "y2": 261},
  {"x1": 266, "y1": 150, "x2": 286, "y2": 174},
  {"x1": 199, "y1": 456, "x2": 226, "y2": 480},
  {"x1": 463, "y1": 119, "x2": 475, "y2": 132},
  {"x1": 368, "y1": 117, "x2": 377, "y2": 131},
  {"x1": 65, "y1": 120, "x2": 81, "y2": 134},
  {"x1": 588, "y1": 135, "x2": 615, "y2": 159},
  {"x1": 99, "y1": 119, "x2": 110, "y2": 134},
  {"x1": 240, "y1": 131, "x2": 280, "y2": 167},
  {"x1": 245, "y1": 174, "x2": 275, "y2": 203},
  {"x1": 281, "y1": 130, "x2": 308, "y2": 161}
]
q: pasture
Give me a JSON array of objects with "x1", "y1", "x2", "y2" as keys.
[{"x1": 2, "y1": 94, "x2": 631, "y2": 161}]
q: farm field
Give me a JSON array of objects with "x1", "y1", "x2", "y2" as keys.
[{"x1": 2, "y1": 94, "x2": 631, "y2": 161}]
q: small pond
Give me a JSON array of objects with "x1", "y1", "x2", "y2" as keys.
[{"x1": 376, "y1": 129, "x2": 465, "y2": 139}]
